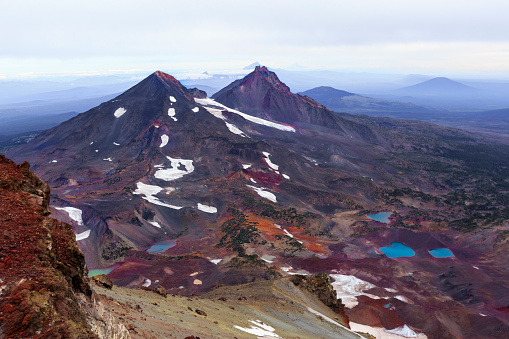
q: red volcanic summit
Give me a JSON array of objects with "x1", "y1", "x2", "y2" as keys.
[{"x1": 212, "y1": 65, "x2": 343, "y2": 128}]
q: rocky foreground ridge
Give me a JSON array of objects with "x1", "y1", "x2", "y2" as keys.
[{"x1": 0, "y1": 155, "x2": 128, "y2": 338}]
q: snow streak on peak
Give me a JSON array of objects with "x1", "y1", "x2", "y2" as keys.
[{"x1": 195, "y1": 97, "x2": 296, "y2": 133}]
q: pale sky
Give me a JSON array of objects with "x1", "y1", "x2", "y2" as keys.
[{"x1": 1, "y1": 0, "x2": 508, "y2": 79}]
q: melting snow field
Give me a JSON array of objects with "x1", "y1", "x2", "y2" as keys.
[
  {"x1": 133, "y1": 182, "x2": 183, "y2": 210},
  {"x1": 234, "y1": 320, "x2": 281, "y2": 338},
  {"x1": 160, "y1": 134, "x2": 169, "y2": 148},
  {"x1": 349, "y1": 322, "x2": 426, "y2": 339},
  {"x1": 329, "y1": 274, "x2": 378, "y2": 308},
  {"x1": 55, "y1": 207, "x2": 84, "y2": 226},
  {"x1": 75, "y1": 230, "x2": 91, "y2": 241},
  {"x1": 195, "y1": 97, "x2": 296, "y2": 132},
  {"x1": 197, "y1": 203, "x2": 217, "y2": 213},
  {"x1": 247, "y1": 185, "x2": 277, "y2": 203},
  {"x1": 168, "y1": 108, "x2": 177, "y2": 121},
  {"x1": 114, "y1": 107, "x2": 126, "y2": 118},
  {"x1": 154, "y1": 156, "x2": 194, "y2": 181}
]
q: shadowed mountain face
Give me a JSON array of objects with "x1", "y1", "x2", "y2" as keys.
[{"x1": 6, "y1": 69, "x2": 509, "y2": 339}]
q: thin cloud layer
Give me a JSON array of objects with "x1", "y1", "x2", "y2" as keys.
[{"x1": 1, "y1": 0, "x2": 508, "y2": 76}]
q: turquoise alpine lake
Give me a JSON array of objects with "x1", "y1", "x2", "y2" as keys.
[
  {"x1": 146, "y1": 240, "x2": 177, "y2": 253},
  {"x1": 88, "y1": 264, "x2": 119, "y2": 277},
  {"x1": 379, "y1": 242, "x2": 415, "y2": 258},
  {"x1": 428, "y1": 248, "x2": 455, "y2": 258},
  {"x1": 368, "y1": 212, "x2": 392, "y2": 223}
]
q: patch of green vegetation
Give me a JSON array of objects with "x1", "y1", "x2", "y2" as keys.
[
  {"x1": 101, "y1": 242, "x2": 133, "y2": 261},
  {"x1": 217, "y1": 208, "x2": 262, "y2": 256},
  {"x1": 275, "y1": 234, "x2": 306, "y2": 254}
]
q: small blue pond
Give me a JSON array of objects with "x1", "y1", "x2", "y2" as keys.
[
  {"x1": 147, "y1": 240, "x2": 177, "y2": 253},
  {"x1": 88, "y1": 264, "x2": 119, "y2": 277},
  {"x1": 428, "y1": 248, "x2": 455, "y2": 258},
  {"x1": 379, "y1": 242, "x2": 415, "y2": 258},
  {"x1": 368, "y1": 212, "x2": 392, "y2": 223}
]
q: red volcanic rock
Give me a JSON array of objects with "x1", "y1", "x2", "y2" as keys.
[{"x1": 0, "y1": 155, "x2": 97, "y2": 338}]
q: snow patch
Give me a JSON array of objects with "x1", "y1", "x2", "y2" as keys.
[
  {"x1": 95, "y1": 150, "x2": 98, "y2": 152},
  {"x1": 250, "y1": 178, "x2": 257, "y2": 183},
  {"x1": 192, "y1": 107, "x2": 199, "y2": 113},
  {"x1": 350, "y1": 322, "x2": 427, "y2": 339},
  {"x1": 193, "y1": 279, "x2": 202, "y2": 285},
  {"x1": 283, "y1": 229, "x2": 294, "y2": 238},
  {"x1": 168, "y1": 108, "x2": 177, "y2": 121},
  {"x1": 154, "y1": 156, "x2": 194, "y2": 181},
  {"x1": 262, "y1": 152, "x2": 279, "y2": 171},
  {"x1": 197, "y1": 203, "x2": 217, "y2": 213},
  {"x1": 169, "y1": 96, "x2": 176, "y2": 102},
  {"x1": 225, "y1": 122, "x2": 247, "y2": 137},
  {"x1": 329, "y1": 274, "x2": 378, "y2": 308},
  {"x1": 195, "y1": 97, "x2": 295, "y2": 132},
  {"x1": 113, "y1": 142, "x2": 120, "y2": 146},
  {"x1": 75, "y1": 230, "x2": 91, "y2": 241},
  {"x1": 103, "y1": 158, "x2": 112, "y2": 162},
  {"x1": 114, "y1": 107, "x2": 126, "y2": 118},
  {"x1": 385, "y1": 288, "x2": 398, "y2": 293},
  {"x1": 473, "y1": 266, "x2": 479, "y2": 270},
  {"x1": 234, "y1": 320, "x2": 281, "y2": 338},
  {"x1": 55, "y1": 207, "x2": 84, "y2": 226},
  {"x1": 160, "y1": 134, "x2": 169, "y2": 148},
  {"x1": 395, "y1": 295, "x2": 412, "y2": 303},
  {"x1": 282, "y1": 173, "x2": 290, "y2": 180},
  {"x1": 90, "y1": 142, "x2": 94, "y2": 145},
  {"x1": 247, "y1": 185, "x2": 277, "y2": 203},
  {"x1": 210, "y1": 259, "x2": 222, "y2": 265},
  {"x1": 385, "y1": 324, "x2": 419, "y2": 337},
  {"x1": 50, "y1": 160, "x2": 57, "y2": 163},
  {"x1": 133, "y1": 182, "x2": 183, "y2": 210},
  {"x1": 149, "y1": 220, "x2": 161, "y2": 228},
  {"x1": 242, "y1": 164, "x2": 252, "y2": 169},
  {"x1": 141, "y1": 279, "x2": 151, "y2": 287},
  {"x1": 479, "y1": 313, "x2": 487, "y2": 317}
]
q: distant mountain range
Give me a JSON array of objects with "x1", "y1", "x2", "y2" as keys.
[
  {"x1": 299, "y1": 86, "x2": 438, "y2": 115},
  {"x1": 394, "y1": 77, "x2": 478, "y2": 97}
]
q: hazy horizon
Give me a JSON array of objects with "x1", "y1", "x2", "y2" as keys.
[{"x1": 1, "y1": 1, "x2": 509, "y2": 80}]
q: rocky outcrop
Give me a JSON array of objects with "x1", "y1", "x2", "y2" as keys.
[
  {"x1": 0, "y1": 155, "x2": 129, "y2": 338},
  {"x1": 291, "y1": 273, "x2": 350, "y2": 326}
]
